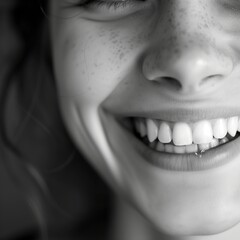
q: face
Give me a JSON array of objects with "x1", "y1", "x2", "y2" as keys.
[{"x1": 50, "y1": 0, "x2": 240, "y2": 236}]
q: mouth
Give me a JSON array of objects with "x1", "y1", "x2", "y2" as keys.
[
  {"x1": 117, "y1": 115, "x2": 240, "y2": 171},
  {"x1": 131, "y1": 116, "x2": 240, "y2": 154}
]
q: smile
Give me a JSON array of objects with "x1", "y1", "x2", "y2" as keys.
[
  {"x1": 109, "y1": 111, "x2": 240, "y2": 171},
  {"x1": 133, "y1": 117, "x2": 240, "y2": 155},
  {"x1": 102, "y1": 105, "x2": 240, "y2": 171}
]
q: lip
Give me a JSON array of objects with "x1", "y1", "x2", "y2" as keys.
[
  {"x1": 138, "y1": 108, "x2": 240, "y2": 123},
  {"x1": 107, "y1": 113, "x2": 240, "y2": 172},
  {"x1": 105, "y1": 106, "x2": 240, "y2": 123}
]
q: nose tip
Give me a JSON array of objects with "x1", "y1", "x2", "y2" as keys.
[{"x1": 144, "y1": 50, "x2": 233, "y2": 94}]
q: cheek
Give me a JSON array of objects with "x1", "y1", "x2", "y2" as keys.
[
  {"x1": 51, "y1": 23, "x2": 147, "y2": 185},
  {"x1": 51, "y1": 13, "x2": 155, "y2": 108},
  {"x1": 53, "y1": 26, "x2": 140, "y2": 108},
  {"x1": 50, "y1": 17, "x2": 153, "y2": 183}
]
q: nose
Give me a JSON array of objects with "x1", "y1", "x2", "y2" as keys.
[
  {"x1": 142, "y1": 2, "x2": 233, "y2": 95},
  {"x1": 143, "y1": 48, "x2": 233, "y2": 94}
]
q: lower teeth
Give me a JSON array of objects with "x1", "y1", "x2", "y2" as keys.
[{"x1": 143, "y1": 135, "x2": 236, "y2": 155}]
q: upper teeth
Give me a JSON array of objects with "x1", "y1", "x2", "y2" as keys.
[{"x1": 135, "y1": 116, "x2": 240, "y2": 146}]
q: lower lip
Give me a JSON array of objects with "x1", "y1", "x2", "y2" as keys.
[{"x1": 116, "y1": 118, "x2": 240, "y2": 172}]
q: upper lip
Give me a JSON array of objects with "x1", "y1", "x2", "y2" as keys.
[
  {"x1": 103, "y1": 91, "x2": 240, "y2": 122},
  {"x1": 134, "y1": 107, "x2": 240, "y2": 122},
  {"x1": 105, "y1": 107, "x2": 240, "y2": 123}
]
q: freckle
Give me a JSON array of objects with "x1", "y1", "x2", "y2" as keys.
[
  {"x1": 189, "y1": 39, "x2": 194, "y2": 44},
  {"x1": 174, "y1": 49, "x2": 180, "y2": 55},
  {"x1": 119, "y1": 53, "x2": 125, "y2": 60}
]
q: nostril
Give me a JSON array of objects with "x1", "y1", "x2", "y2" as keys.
[
  {"x1": 159, "y1": 77, "x2": 182, "y2": 91},
  {"x1": 200, "y1": 74, "x2": 223, "y2": 87}
]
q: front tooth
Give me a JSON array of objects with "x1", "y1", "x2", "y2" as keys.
[
  {"x1": 158, "y1": 122, "x2": 172, "y2": 143},
  {"x1": 238, "y1": 118, "x2": 240, "y2": 132},
  {"x1": 193, "y1": 120, "x2": 213, "y2": 144},
  {"x1": 213, "y1": 119, "x2": 227, "y2": 139},
  {"x1": 146, "y1": 119, "x2": 158, "y2": 142},
  {"x1": 172, "y1": 122, "x2": 192, "y2": 146},
  {"x1": 228, "y1": 116, "x2": 238, "y2": 137}
]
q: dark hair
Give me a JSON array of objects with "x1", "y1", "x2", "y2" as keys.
[{"x1": 0, "y1": 1, "x2": 112, "y2": 238}]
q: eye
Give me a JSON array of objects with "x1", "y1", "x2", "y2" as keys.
[
  {"x1": 76, "y1": 0, "x2": 146, "y2": 10},
  {"x1": 65, "y1": 0, "x2": 152, "y2": 19},
  {"x1": 219, "y1": 0, "x2": 240, "y2": 14}
]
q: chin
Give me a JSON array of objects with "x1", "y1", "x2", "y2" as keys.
[{"x1": 139, "y1": 201, "x2": 240, "y2": 237}]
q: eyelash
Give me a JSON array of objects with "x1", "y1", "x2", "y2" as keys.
[
  {"x1": 219, "y1": 0, "x2": 240, "y2": 12},
  {"x1": 75, "y1": 0, "x2": 145, "y2": 11}
]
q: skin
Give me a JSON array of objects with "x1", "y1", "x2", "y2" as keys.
[{"x1": 50, "y1": 0, "x2": 240, "y2": 239}]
